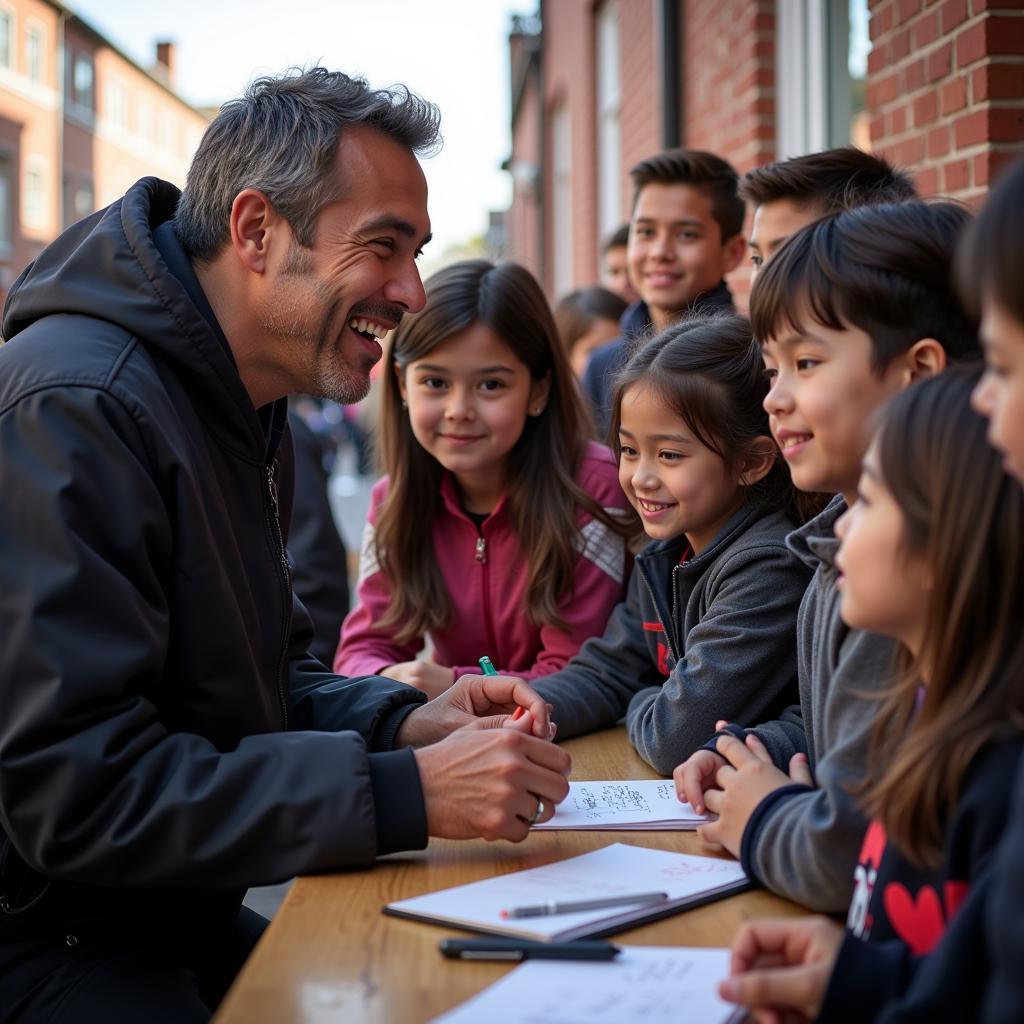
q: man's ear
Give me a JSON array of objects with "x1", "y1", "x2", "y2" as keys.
[
  {"x1": 903, "y1": 338, "x2": 947, "y2": 384},
  {"x1": 721, "y1": 234, "x2": 747, "y2": 275},
  {"x1": 229, "y1": 189, "x2": 278, "y2": 275},
  {"x1": 738, "y1": 435, "x2": 778, "y2": 487}
]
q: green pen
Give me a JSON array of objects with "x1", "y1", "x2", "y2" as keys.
[{"x1": 478, "y1": 655, "x2": 498, "y2": 676}]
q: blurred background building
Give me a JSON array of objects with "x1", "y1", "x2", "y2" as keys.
[
  {"x1": 0, "y1": 0, "x2": 207, "y2": 299},
  {"x1": 501, "y1": 0, "x2": 1024, "y2": 302}
]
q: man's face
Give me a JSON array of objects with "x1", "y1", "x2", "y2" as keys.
[
  {"x1": 602, "y1": 244, "x2": 638, "y2": 304},
  {"x1": 749, "y1": 198, "x2": 824, "y2": 280},
  {"x1": 628, "y1": 183, "x2": 744, "y2": 331},
  {"x1": 259, "y1": 126, "x2": 432, "y2": 404}
]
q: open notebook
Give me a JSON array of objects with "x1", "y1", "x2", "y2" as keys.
[
  {"x1": 532, "y1": 780, "x2": 711, "y2": 830},
  {"x1": 430, "y1": 946, "x2": 744, "y2": 1024},
  {"x1": 384, "y1": 843, "x2": 748, "y2": 943}
]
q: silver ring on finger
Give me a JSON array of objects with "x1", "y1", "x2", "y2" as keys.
[{"x1": 527, "y1": 799, "x2": 545, "y2": 826}]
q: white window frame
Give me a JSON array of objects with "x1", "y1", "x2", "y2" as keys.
[
  {"x1": 0, "y1": 4, "x2": 16, "y2": 72},
  {"x1": 0, "y1": 148, "x2": 13, "y2": 256},
  {"x1": 25, "y1": 18, "x2": 45, "y2": 85},
  {"x1": 23, "y1": 155, "x2": 48, "y2": 231},
  {"x1": 595, "y1": 0, "x2": 622, "y2": 247},
  {"x1": 551, "y1": 103, "x2": 573, "y2": 299},
  {"x1": 775, "y1": 0, "x2": 853, "y2": 157}
]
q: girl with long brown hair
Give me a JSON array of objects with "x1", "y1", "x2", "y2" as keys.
[
  {"x1": 333, "y1": 259, "x2": 634, "y2": 697},
  {"x1": 719, "y1": 366, "x2": 1024, "y2": 1022}
]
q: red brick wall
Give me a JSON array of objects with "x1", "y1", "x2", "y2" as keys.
[
  {"x1": 868, "y1": 0, "x2": 1024, "y2": 199},
  {"x1": 618, "y1": 1, "x2": 660, "y2": 211},
  {"x1": 682, "y1": 0, "x2": 777, "y2": 173}
]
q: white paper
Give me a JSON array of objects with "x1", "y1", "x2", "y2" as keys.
[
  {"x1": 430, "y1": 946, "x2": 744, "y2": 1024},
  {"x1": 532, "y1": 780, "x2": 710, "y2": 830},
  {"x1": 386, "y1": 843, "x2": 747, "y2": 943}
]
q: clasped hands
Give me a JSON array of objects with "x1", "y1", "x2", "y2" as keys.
[
  {"x1": 674, "y1": 722, "x2": 813, "y2": 857},
  {"x1": 398, "y1": 672, "x2": 570, "y2": 843}
]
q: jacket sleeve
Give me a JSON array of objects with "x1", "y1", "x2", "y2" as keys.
[
  {"x1": 531, "y1": 570, "x2": 663, "y2": 739},
  {"x1": 625, "y1": 541, "x2": 806, "y2": 776},
  {"x1": 332, "y1": 486, "x2": 425, "y2": 676},
  {"x1": 0, "y1": 385, "x2": 424, "y2": 891},
  {"x1": 740, "y1": 628, "x2": 895, "y2": 912}
]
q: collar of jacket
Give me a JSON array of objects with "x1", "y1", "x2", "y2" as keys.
[
  {"x1": 438, "y1": 470, "x2": 511, "y2": 527},
  {"x1": 635, "y1": 498, "x2": 768, "y2": 583},
  {"x1": 785, "y1": 492, "x2": 846, "y2": 573},
  {"x1": 2, "y1": 176, "x2": 281, "y2": 463}
]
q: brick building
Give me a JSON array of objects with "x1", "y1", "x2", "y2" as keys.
[
  {"x1": 504, "y1": 0, "x2": 1024, "y2": 302},
  {"x1": 0, "y1": 0, "x2": 207, "y2": 297}
]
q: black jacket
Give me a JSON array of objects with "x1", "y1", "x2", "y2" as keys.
[{"x1": 0, "y1": 178, "x2": 427, "y2": 935}]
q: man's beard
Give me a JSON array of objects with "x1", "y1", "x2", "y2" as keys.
[{"x1": 259, "y1": 244, "x2": 372, "y2": 405}]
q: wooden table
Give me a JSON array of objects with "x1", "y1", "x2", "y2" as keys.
[{"x1": 215, "y1": 727, "x2": 808, "y2": 1023}]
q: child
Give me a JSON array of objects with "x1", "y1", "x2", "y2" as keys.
[
  {"x1": 532, "y1": 312, "x2": 812, "y2": 774},
  {"x1": 334, "y1": 259, "x2": 634, "y2": 698},
  {"x1": 741, "y1": 146, "x2": 917, "y2": 278},
  {"x1": 675, "y1": 200, "x2": 980, "y2": 912},
  {"x1": 583, "y1": 149, "x2": 747, "y2": 433},
  {"x1": 554, "y1": 286, "x2": 628, "y2": 379},
  {"x1": 601, "y1": 224, "x2": 639, "y2": 304},
  {"x1": 719, "y1": 368, "x2": 1024, "y2": 1023}
]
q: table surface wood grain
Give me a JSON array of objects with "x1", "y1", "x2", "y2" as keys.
[{"x1": 214, "y1": 726, "x2": 808, "y2": 1024}]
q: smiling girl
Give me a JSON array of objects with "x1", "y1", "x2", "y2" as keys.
[
  {"x1": 333, "y1": 260, "x2": 635, "y2": 697},
  {"x1": 532, "y1": 312, "x2": 813, "y2": 773}
]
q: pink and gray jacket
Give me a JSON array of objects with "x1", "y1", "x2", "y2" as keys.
[{"x1": 334, "y1": 440, "x2": 631, "y2": 680}]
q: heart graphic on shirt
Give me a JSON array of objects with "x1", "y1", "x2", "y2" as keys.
[{"x1": 882, "y1": 882, "x2": 946, "y2": 955}]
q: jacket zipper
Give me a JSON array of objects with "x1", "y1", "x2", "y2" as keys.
[
  {"x1": 474, "y1": 528, "x2": 499, "y2": 654},
  {"x1": 266, "y1": 462, "x2": 290, "y2": 729},
  {"x1": 638, "y1": 561, "x2": 681, "y2": 662}
]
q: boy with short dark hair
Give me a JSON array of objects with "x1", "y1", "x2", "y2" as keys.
[
  {"x1": 676, "y1": 200, "x2": 980, "y2": 912},
  {"x1": 583, "y1": 149, "x2": 746, "y2": 433},
  {"x1": 601, "y1": 224, "x2": 637, "y2": 304},
  {"x1": 741, "y1": 146, "x2": 917, "y2": 278}
]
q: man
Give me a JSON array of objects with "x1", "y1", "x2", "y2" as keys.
[
  {"x1": 0, "y1": 68, "x2": 569, "y2": 1020},
  {"x1": 583, "y1": 149, "x2": 746, "y2": 435},
  {"x1": 741, "y1": 146, "x2": 917, "y2": 279}
]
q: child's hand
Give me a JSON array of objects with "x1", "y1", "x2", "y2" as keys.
[
  {"x1": 673, "y1": 750, "x2": 727, "y2": 814},
  {"x1": 698, "y1": 733, "x2": 798, "y2": 856},
  {"x1": 502, "y1": 704, "x2": 557, "y2": 741},
  {"x1": 718, "y1": 916, "x2": 844, "y2": 1023},
  {"x1": 380, "y1": 661, "x2": 455, "y2": 699}
]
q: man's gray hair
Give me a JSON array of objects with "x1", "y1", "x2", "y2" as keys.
[{"x1": 175, "y1": 67, "x2": 441, "y2": 261}]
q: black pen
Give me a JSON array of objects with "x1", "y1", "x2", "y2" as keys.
[{"x1": 439, "y1": 938, "x2": 620, "y2": 961}]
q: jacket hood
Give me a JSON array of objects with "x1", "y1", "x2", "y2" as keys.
[
  {"x1": 785, "y1": 493, "x2": 846, "y2": 572},
  {"x1": 2, "y1": 177, "x2": 266, "y2": 456}
]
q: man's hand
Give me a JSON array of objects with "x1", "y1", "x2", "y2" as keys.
[
  {"x1": 413, "y1": 726, "x2": 572, "y2": 841},
  {"x1": 698, "y1": 733, "x2": 810, "y2": 856},
  {"x1": 380, "y1": 661, "x2": 454, "y2": 699},
  {"x1": 395, "y1": 673, "x2": 553, "y2": 748},
  {"x1": 718, "y1": 916, "x2": 844, "y2": 1024}
]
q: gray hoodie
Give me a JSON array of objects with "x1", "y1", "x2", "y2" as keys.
[
  {"x1": 738, "y1": 495, "x2": 899, "y2": 913},
  {"x1": 533, "y1": 501, "x2": 810, "y2": 775}
]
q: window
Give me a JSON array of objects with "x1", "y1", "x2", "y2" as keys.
[
  {"x1": 0, "y1": 10, "x2": 13, "y2": 71},
  {"x1": 73, "y1": 54, "x2": 93, "y2": 109},
  {"x1": 137, "y1": 99, "x2": 154, "y2": 142},
  {"x1": 776, "y1": 0, "x2": 867, "y2": 157},
  {"x1": 551, "y1": 104, "x2": 573, "y2": 299},
  {"x1": 25, "y1": 23, "x2": 43, "y2": 84},
  {"x1": 595, "y1": 0, "x2": 622, "y2": 247},
  {"x1": 105, "y1": 80, "x2": 127, "y2": 128},
  {"x1": 23, "y1": 161, "x2": 46, "y2": 229},
  {"x1": 0, "y1": 152, "x2": 11, "y2": 252},
  {"x1": 158, "y1": 110, "x2": 176, "y2": 152},
  {"x1": 75, "y1": 179, "x2": 93, "y2": 219}
]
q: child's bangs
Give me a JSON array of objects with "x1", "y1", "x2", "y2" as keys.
[
  {"x1": 632, "y1": 372, "x2": 731, "y2": 463},
  {"x1": 749, "y1": 228, "x2": 849, "y2": 345}
]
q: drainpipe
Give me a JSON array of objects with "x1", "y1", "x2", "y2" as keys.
[{"x1": 658, "y1": 0, "x2": 681, "y2": 149}]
